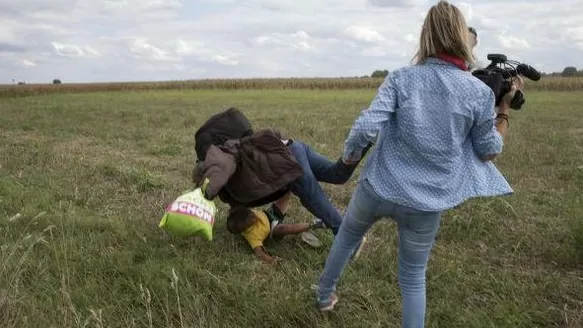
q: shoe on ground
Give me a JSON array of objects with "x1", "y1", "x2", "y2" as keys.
[
  {"x1": 309, "y1": 218, "x2": 327, "y2": 230},
  {"x1": 301, "y1": 231, "x2": 323, "y2": 248},
  {"x1": 316, "y1": 292, "x2": 339, "y2": 312}
]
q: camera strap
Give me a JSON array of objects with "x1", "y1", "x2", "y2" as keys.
[{"x1": 435, "y1": 53, "x2": 468, "y2": 71}]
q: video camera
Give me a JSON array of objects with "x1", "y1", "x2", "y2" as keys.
[{"x1": 471, "y1": 54, "x2": 541, "y2": 110}]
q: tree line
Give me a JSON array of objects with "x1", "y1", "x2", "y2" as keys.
[{"x1": 557, "y1": 67, "x2": 583, "y2": 77}]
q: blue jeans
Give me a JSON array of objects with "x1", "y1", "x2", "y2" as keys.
[
  {"x1": 317, "y1": 179, "x2": 442, "y2": 328},
  {"x1": 287, "y1": 140, "x2": 358, "y2": 235}
]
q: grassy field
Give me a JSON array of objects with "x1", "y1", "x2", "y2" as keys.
[{"x1": 1, "y1": 88, "x2": 582, "y2": 328}]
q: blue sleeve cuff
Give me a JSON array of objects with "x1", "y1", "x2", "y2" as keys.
[{"x1": 475, "y1": 129, "x2": 503, "y2": 157}]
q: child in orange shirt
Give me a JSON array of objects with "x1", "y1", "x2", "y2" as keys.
[{"x1": 227, "y1": 192, "x2": 326, "y2": 264}]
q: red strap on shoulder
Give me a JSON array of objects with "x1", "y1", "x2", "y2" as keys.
[{"x1": 435, "y1": 53, "x2": 468, "y2": 71}]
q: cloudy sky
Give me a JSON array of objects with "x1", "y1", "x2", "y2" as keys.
[{"x1": 1, "y1": 0, "x2": 581, "y2": 83}]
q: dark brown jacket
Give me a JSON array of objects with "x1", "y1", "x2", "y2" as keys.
[{"x1": 194, "y1": 129, "x2": 303, "y2": 206}]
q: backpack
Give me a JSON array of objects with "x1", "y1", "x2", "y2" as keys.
[
  {"x1": 194, "y1": 107, "x2": 253, "y2": 162},
  {"x1": 192, "y1": 108, "x2": 296, "y2": 210}
]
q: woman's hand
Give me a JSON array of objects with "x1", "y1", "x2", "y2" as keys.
[{"x1": 500, "y1": 75, "x2": 525, "y2": 112}]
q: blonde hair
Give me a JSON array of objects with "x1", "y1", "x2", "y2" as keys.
[{"x1": 413, "y1": 1, "x2": 475, "y2": 65}]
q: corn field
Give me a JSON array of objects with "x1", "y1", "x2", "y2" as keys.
[{"x1": 1, "y1": 76, "x2": 582, "y2": 97}]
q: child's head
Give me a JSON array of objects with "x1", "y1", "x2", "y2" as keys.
[{"x1": 226, "y1": 205, "x2": 256, "y2": 234}]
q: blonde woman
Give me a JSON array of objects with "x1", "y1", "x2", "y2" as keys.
[{"x1": 314, "y1": 1, "x2": 523, "y2": 327}]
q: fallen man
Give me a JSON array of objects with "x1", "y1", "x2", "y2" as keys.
[{"x1": 192, "y1": 108, "x2": 372, "y2": 259}]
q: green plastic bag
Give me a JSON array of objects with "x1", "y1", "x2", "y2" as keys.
[{"x1": 159, "y1": 180, "x2": 217, "y2": 241}]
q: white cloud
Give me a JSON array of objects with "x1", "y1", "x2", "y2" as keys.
[
  {"x1": 369, "y1": 0, "x2": 427, "y2": 8},
  {"x1": 128, "y1": 39, "x2": 178, "y2": 61},
  {"x1": 171, "y1": 39, "x2": 202, "y2": 56},
  {"x1": 52, "y1": 42, "x2": 100, "y2": 57},
  {"x1": 498, "y1": 35, "x2": 531, "y2": 50},
  {"x1": 456, "y1": 2, "x2": 473, "y2": 20},
  {"x1": 19, "y1": 59, "x2": 36, "y2": 68},
  {"x1": 251, "y1": 31, "x2": 314, "y2": 52},
  {"x1": 344, "y1": 26, "x2": 386, "y2": 43},
  {"x1": 0, "y1": 0, "x2": 581, "y2": 83},
  {"x1": 211, "y1": 54, "x2": 239, "y2": 66},
  {"x1": 566, "y1": 26, "x2": 583, "y2": 51}
]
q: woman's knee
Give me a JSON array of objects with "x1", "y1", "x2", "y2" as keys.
[
  {"x1": 395, "y1": 208, "x2": 441, "y2": 236},
  {"x1": 397, "y1": 250, "x2": 431, "y2": 295},
  {"x1": 342, "y1": 185, "x2": 380, "y2": 229}
]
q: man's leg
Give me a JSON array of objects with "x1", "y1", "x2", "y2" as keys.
[
  {"x1": 287, "y1": 141, "x2": 368, "y2": 259},
  {"x1": 265, "y1": 191, "x2": 326, "y2": 247},
  {"x1": 287, "y1": 142, "x2": 344, "y2": 234},
  {"x1": 294, "y1": 140, "x2": 373, "y2": 185},
  {"x1": 287, "y1": 172, "x2": 343, "y2": 235}
]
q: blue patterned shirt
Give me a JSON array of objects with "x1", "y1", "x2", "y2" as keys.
[{"x1": 343, "y1": 57, "x2": 513, "y2": 212}]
